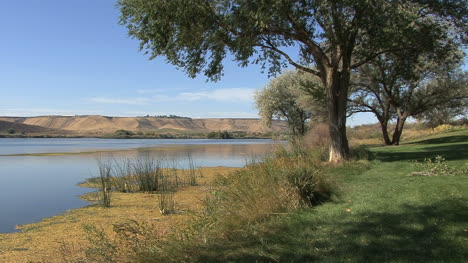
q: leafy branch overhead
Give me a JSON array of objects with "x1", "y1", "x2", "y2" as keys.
[
  {"x1": 119, "y1": 0, "x2": 466, "y2": 80},
  {"x1": 118, "y1": 0, "x2": 467, "y2": 161}
]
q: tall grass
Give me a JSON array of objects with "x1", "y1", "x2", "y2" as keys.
[
  {"x1": 186, "y1": 153, "x2": 198, "y2": 186},
  {"x1": 86, "y1": 145, "x2": 339, "y2": 262},
  {"x1": 111, "y1": 158, "x2": 135, "y2": 193},
  {"x1": 87, "y1": 156, "x2": 205, "y2": 211},
  {"x1": 133, "y1": 158, "x2": 162, "y2": 192},
  {"x1": 158, "y1": 175, "x2": 176, "y2": 215}
]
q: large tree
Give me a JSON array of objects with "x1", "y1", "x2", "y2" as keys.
[
  {"x1": 118, "y1": 0, "x2": 467, "y2": 162},
  {"x1": 349, "y1": 53, "x2": 466, "y2": 145},
  {"x1": 255, "y1": 70, "x2": 325, "y2": 136}
]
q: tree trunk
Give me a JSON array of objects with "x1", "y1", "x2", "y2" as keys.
[
  {"x1": 391, "y1": 113, "x2": 407, "y2": 145},
  {"x1": 378, "y1": 117, "x2": 392, "y2": 145},
  {"x1": 326, "y1": 70, "x2": 350, "y2": 162}
]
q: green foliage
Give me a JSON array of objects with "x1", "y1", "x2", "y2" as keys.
[
  {"x1": 206, "y1": 130, "x2": 231, "y2": 139},
  {"x1": 92, "y1": 146, "x2": 338, "y2": 262},
  {"x1": 349, "y1": 53, "x2": 467, "y2": 145},
  {"x1": 118, "y1": 0, "x2": 466, "y2": 81},
  {"x1": 118, "y1": 0, "x2": 466, "y2": 161},
  {"x1": 83, "y1": 129, "x2": 468, "y2": 262},
  {"x1": 7, "y1": 128, "x2": 15, "y2": 134},
  {"x1": 416, "y1": 70, "x2": 468, "y2": 128},
  {"x1": 114, "y1": 129, "x2": 134, "y2": 137},
  {"x1": 133, "y1": 158, "x2": 162, "y2": 192},
  {"x1": 411, "y1": 155, "x2": 468, "y2": 176},
  {"x1": 255, "y1": 70, "x2": 326, "y2": 136},
  {"x1": 88, "y1": 157, "x2": 201, "y2": 195}
]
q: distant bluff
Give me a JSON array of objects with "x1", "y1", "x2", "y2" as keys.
[{"x1": 0, "y1": 116, "x2": 287, "y2": 136}]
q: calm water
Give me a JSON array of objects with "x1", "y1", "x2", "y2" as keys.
[{"x1": 0, "y1": 138, "x2": 280, "y2": 233}]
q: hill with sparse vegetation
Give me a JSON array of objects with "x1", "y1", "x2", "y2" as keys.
[{"x1": 0, "y1": 116, "x2": 288, "y2": 137}]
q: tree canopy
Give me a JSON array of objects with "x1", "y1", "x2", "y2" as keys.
[
  {"x1": 415, "y1": 70, "x2": 468, "y2": 127},
  {"x1": 119, "y1": 0, "x2": 467, "y2": 161},
  {"x1": 255, "y1": 70, "x2": 325, "y2": 136},
  {"x1": 349, "y1": 50, "x2": 466, "y2": 145}
]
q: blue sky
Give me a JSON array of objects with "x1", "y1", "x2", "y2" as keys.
[{"x1": 0, "y1": 0, "x2": 377, "y2": 125}]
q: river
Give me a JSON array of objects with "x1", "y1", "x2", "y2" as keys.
[{"x1": 0, "y1": 138, "x2": 281, "y2": 233}]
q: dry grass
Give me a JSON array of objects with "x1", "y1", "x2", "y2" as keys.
[
  {"x1": 348, "y1": 123, "x2": 468, "y2": 146},
  {"x1": 0, "y1": 167, "x2": 239, "y2": 263}
]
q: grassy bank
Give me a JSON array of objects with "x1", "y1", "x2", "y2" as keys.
[
  {"x1": 0, "y1": 129, "x2": 466, "y2": 262},
  {"x1": 176, "y1": 129, "x2": 468, "y2": 262}
]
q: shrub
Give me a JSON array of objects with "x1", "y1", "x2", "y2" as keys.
[
  {"x1": 7, "y1": 128, "x2": 15, "y2": 134},
  {"x1": 206, "y1": 130, "x2": 231, "y2": 139},
  {"x1": 304, "y1": 123, "x2": 329, "y2": 148},
  {"x1": 410, "y1": 155, "x2": 468, "y2": 176},
  {"x1": 114, "y1": 129, "x2": 134, "y2": 136}
]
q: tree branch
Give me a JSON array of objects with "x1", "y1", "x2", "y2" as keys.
[
  {"x1": 256, "y1": 41, "x2": 320, "y2": 76},
  {"x1": 351, "y1": 49, "x2": 399, "y2": 69}
]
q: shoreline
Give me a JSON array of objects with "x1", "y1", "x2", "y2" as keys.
[
  {"x1": 0, "y1": 166, "x2": 239, "y2": 262},
  {"x1": 0, "y1": 132, "x2": 276, "y2": 140},
  {"x1": 0, "y1": 141, "x2": 281, "y2": 157}
]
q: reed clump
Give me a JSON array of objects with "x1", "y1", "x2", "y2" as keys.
[
  {"x1": 158, "y1": 175, "x2": 176, "y2": 215},
  {"x1": 86, "y1": 145, "x2": 339, "y2": 262},
  {"x1": 88, "y1": 156, "x2": 201, "y2": 201}
]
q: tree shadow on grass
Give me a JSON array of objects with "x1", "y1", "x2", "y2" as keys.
[
  {"x1": 195, "y1": 198, "x2": 468, "y2": 263},
  {"x1": 410, "y1": 135, "x2": 468, "y2": 145},
  {"x1": 375, "y1": 143, "x2": 468, "y2": 162}
]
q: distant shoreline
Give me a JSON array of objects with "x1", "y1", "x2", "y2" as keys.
[{"x1": 0, "y1": 134, "x2": 274, "y2": 140}]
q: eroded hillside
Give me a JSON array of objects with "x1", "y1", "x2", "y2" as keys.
[{"x1": 0, "y1": 116, "x2": 287, "y2": 136}]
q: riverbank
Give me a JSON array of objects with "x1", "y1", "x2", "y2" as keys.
[
  {"x1": 1, "y1": 129, "x2": 466, "y2": 262},
  {"x1": 0, "y1": 167, "x2": 239, "y2": 262}
]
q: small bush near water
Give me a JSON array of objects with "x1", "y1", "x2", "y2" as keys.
[{"x1": 86, "y1": 145, "x2": 339, "y2": 262}]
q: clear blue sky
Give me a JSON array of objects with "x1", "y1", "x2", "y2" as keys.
[{"x1": 0, "y1": 0, "x2": 378, "y2": 125}]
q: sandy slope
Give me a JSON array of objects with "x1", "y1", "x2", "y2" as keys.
[
  {"x1": 0, "y1": 116, "x2": 287, "y2": 135},
  {"x1": 0, "y1": 120, "x2": 71, "y2": 135}
]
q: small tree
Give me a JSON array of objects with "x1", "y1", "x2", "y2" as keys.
[
  {"x1": 7, "y1": 128, "x2": 15, "y2": 134},
  {"x1": 255, "y1": 70, "x2": 325, "y2": 136}
]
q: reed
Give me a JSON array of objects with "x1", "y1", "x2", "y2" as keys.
[
  {"x1": 186, "y1": 153, "x2": 198, "y2": 186},
  {"x1": 97, "y1": 159, "x2": 113, "y2": 208},
  {"x1": 111, "y1": 158, "x2": 135, "y2": 193},
  {"x1": 133, "y1": 157, "x2": 162, "y2": 192},
  {"x1": 158, "y1": 174, "x2": 176, "y2": 215}
]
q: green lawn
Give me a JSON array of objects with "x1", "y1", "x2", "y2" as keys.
[{"x1": 195, "y1": 129, "x2": 468, "y2": 262}]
